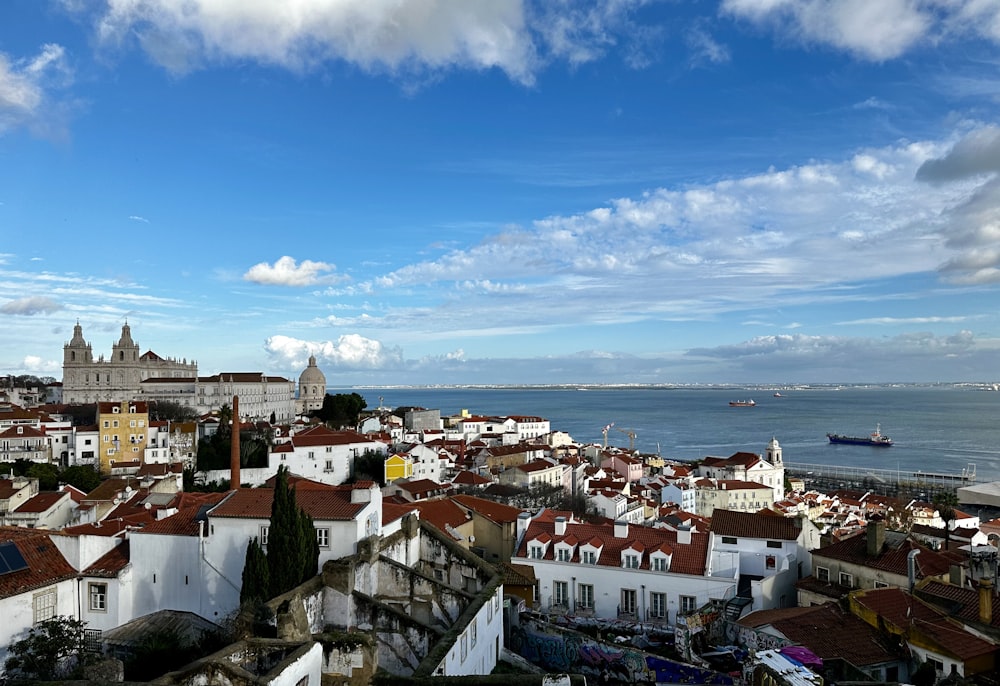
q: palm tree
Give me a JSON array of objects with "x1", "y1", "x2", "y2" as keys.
[{"x1": 933, "y1": 491, "x2": 960, "y2": 549}]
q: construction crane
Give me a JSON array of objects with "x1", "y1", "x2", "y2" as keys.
[
  {"x1": 601, "y1": 423, "x2": 614, "y2": 448},
  {"x1": 616, "y1": 427, "x2": 637, "y2": 451}
]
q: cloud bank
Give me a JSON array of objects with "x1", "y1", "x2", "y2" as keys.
[{"x1": 0, "y1": 43, "x2": 71, "y2": 136}]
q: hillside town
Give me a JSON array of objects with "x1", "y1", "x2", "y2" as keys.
[{"x1": 0, "y1": 325, "x2": 998, "y2": 685}]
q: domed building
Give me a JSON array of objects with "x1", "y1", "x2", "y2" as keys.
[{"x1": 296, "y1": 354, "x2": 326, "y2": 415}]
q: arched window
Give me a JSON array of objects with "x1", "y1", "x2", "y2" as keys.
[
  {"x1": 71, "y1": 351, "x2": 76, "y2": 361},
  {"x1": 119, "y1": 351, "x2": 124, "y2": 361}
]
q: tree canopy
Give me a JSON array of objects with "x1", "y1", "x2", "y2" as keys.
[
  {"x1": 5, "y1": 615, "x2": 98, "y2": 681},
  {"x1": 240, "y1": 465, "x2": 319, "y2": 605},
  {"x1": 312, "y1": 392, "x2": 367, "y2": 429}
]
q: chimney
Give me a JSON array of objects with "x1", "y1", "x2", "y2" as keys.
[
  {"x1": 867, "y1": 519, "x2": 885, "y2": 557},
  {"x1": 555, "y1": 516, "x2": 567, "y2": 536},
  {"x1": 351, "y1": 482, "x2": 372, "y2": 504},
  {"x1": 230, "y1": 395, "x2": 240, "y2": 489},
  {"x1": 980, "y1": 578, "x2": 994, "y2": 624},
  {"x1": 516, "y1": 512, "x2": 531, "y2": 547},
  {"x1": 677, "y1": 524, "x2": 692, "y2": 545},
  {"x1": 614, "y1": 520, "x2": 629, "y2": 538}
]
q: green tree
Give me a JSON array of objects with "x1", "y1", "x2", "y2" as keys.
[
  {"x1": 265, "y1": 465, "x2": 319, "y2": 598},
  {"x1": 27, "y1": 462, "x2": 60, "y2": 490},
  {"x1": 240, "y1": 537, "x2": 270, "y2": 605},
  {"x1": 314, "y1": 392, "x2": 367, "y2": 428},
  {"x1": 60, "y1": 464, "x2": 102, "y2": 492},
  {"x1": 934, "y1": 490, "x2": 960, "y2": 548},
  {"x1": 5, "y1": 616, "x2": 97, "y2": 681},
  {"x1": 148, "y1": 399, "x2": 198, "y2": 422},
  {"x1": 352, "y1": 448, "x2": 387, "y2": 486}
]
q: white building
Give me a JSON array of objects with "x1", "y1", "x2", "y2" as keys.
[
  {"x1": 707, "y1": 509, "x2": 821, "y2": 614},
  {"x1": 512, "y1": 513, "x2": 738, "y2": 626},
  {"x1": 696, "y1": 438, "x2": 785, "y2": 503},
  {"x1": 692, "y1": 479, "x2": 777, "y2": 518}
]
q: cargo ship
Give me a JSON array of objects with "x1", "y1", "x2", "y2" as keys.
[
  {"x1": 827, "y1": 423, "x2": 893, "y2": 446},
  {"x1": 729, "y1": 399, "x2": 756, "y2": 407}
]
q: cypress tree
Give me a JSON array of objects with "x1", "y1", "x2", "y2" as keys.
[
  {"x1": 266, "y1": 465, "x2": 318, "y2": 598},
  {"x1": 240, "y1": 537, "x2": 269, "y2": 604}
]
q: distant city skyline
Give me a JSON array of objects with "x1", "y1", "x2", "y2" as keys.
[{"x1": 2, "y1": 1, "x2": 1000, "y2": 386}]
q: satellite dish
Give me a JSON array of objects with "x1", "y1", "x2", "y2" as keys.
[
  {"x1": 124, "y1": 486, "x2": 133, "y2": 495},
  {"x1": 144, "y1": 502, "x2": 152, "y2": 510}
]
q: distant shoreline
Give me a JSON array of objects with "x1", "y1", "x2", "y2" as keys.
[{"x1": 339, "y1": 382, "x2": 999, "y2": 392}]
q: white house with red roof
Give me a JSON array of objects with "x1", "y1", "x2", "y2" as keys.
[
  {"x1": 696, "y1": 437, "x2": 785, "y2": 503},
  {"x1": 601, "y1": 452, "x2": 644, "y2": 483},
  {"x1": 202, "y1": 425, "x2": 389, "y2": 487},
  {"x1": 499, "y1": 458, "x2": 564, "y2": 490},
  {"x1": 191, "y1": 480, "x2": 386, "y2": 618},
  {"x1": 1, "y1": 490, "x2": 76, "y2": 529},
  {"x1": 512, "y1": 513, "x2": 738, "y2": 626},
  {"x1": 693, "y1": 479, "x2": 777, "y2": 518}
]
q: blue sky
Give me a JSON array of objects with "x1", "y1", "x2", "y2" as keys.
[{"x1": 2, "y1": 0, "x2": 1000, "y2": 386}]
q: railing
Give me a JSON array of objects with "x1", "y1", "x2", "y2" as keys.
[{"x1": 617, "y1": 605, "x2": 637, "y2": 620}]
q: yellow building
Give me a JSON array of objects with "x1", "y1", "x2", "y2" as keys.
[
  {"x1": 97, "y1": 401, "x2": 149, "y2": 475},
  {"x1": 383, "y1": 453, "x2": 413, "y2": 484}
]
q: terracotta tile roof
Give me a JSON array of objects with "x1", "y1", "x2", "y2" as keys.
[
  {"x1": 853, "y1": 587, "x2": 996, "y2": 661},
  {"x1": 451, "y1": 470, "x2": 491, "y2": 486},
  {"x1": 291, "y1": 425, "x2": 382, "y2": 447},
  {"x1": 83, "y1": 540, "x2": 130, "y2": 577},
  {"x1": 517, "y1": 459, "x2": 558, "y2": 473},
  {"x1": 741, "y1": 603, "x2": 902, "y2": 667},
  {"x1": 918, "y1": 580, "x2": 1000, "y2": 630},
  {"x1": 411, "y1": 498, "x2": 470, "y2": 532},
  {"x1": 501, "y1": 561, "x2": 537, "y2": 586},
  {"x1": 83, "y1": 477, "x2": 143, "y2": 503},
  {"x1": 452, "y1": 494, "x2": 525, "y2": 523},
  {"x1": 709, "y1": 509, "x2": 805, "y2": 540},
  {"x1": 702, "y1": 452, "x2": 762, "y2": 468},
  {"x1": 382, "y1": 501, "x2": 418, "y2": 525},
  {"x1": 516, "y1": 519, "x2": 709, "y2": 575},
  {"x1": 396, "y1": 478, "x2": 450, "y2": 495},
  {"x1": 0, "y1": 425, "x2": 45, "y2": 439},
  {"x1": 15, "y1": 491, "x2": 69, "y2": 513},
  {"x1": 60, "y1": 519, "x2": 132, "y2": 537},
  {"x1": 209, "y1": 485, "x2": 370, "y2": 521},
  {"x1": 0, "y1": 527, "x2": 77, "y2": 598},
  {"x1": 813, "y1": 529, "x2": 952, "y2": 579}
]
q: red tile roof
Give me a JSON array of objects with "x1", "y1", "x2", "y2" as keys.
[
  {"x1": 740, "y1": 603, "x2": 902, "y2": 667},
  {"x1": 209, "y1": 484, "x2": 370, "y2": 521},
  {"x1": 452, "y1": 494, "x2": 525, "y2": 524},
  {"x1": 516, "y1": 519, "x2": 708, "y2": 575},
  {"x1": 83, "y1": 540, "x2": 130, "y2": 577},
  {"x1": 0, "y1": 527, "x2": 77, "y2": 598},
  {"x1": 710, "y1": 509, "x2": 806, "y2": 540},
  {"x1": 410, "y1": 499, "x2": 470, "y2": 534},
  {"x1": 14, "y1": 491, "x2": 69, "y2": 514}
]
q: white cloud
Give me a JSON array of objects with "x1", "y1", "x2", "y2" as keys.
[
  {"x1": 0, "y1": 44, "x2": 72, "y2": 136},
  {"x1": 686, "y1": 24, "x2": 730, "y2": 66},
  {"x1": 265, "y1": 333, "x2": 403, "y2": 370},
  {"x1": 0, "y1": 296, "x2": 62, "y2": 315},
  {"x1": 244, "y1": 256, "x2": 339, "y2": 287},
  {"x1": 721, "y1": 0, "x2": 963, "y2": 61},
  {"x1": 129, "y1": 215, "x2": 150, "y2": 223},
  {"x1": 96, "y1": 0, "x2": 538, "y2": 82},
  {"x1": 22, "y1": 355, "x2": 60, "y2": 373}
]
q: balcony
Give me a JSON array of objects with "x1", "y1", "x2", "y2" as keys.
[
  {"x1": 617, "y1": 606, "x2": 637, "y2": 621},
  {"x1": 546, "y1": 600, "x2": 570, "y2": 616}
]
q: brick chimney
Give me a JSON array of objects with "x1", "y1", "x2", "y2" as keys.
[
  {"x1": 980, "y1": 578, "x2": 994, "y2": 625},
  {"x1": 867, "y1": 519, "x2": 885, "y2": 557},
  {"x1": 230, "y1": 395, "x2": 240, "y2": 489}
]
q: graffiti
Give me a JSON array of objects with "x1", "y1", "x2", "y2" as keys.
[
  {"x1": 512, "y1": 616, "x2": 731, "y2": 685},
  {"x1": 723, "y1": 621, "x2": 790, "y2": 654}
]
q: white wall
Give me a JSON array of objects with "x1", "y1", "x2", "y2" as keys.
[{"x1": 433, "y1": 586, "x2": 504, "y2": 676}]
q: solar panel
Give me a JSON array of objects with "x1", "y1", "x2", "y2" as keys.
[{"x1": 0, "y1": 541, "x2": 28, "y2": 575}]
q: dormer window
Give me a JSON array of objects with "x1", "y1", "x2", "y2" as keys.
[
  {"x1": 557, "y1": 548, "x2": 571, "y2": 562},
  {"x1": 581, "y1": 550, "x2": 597, "y2": 564},
  {"x1": 623, "y1": 554, "x2": 640, "y2": 569},
  {"x1": 112, "y1": 406, "x2": 120, "y2": 414},
  {"x1": 530, "y1": 545, "x2": 544, "y2": 559}
]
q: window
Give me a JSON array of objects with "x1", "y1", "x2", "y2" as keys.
[
  {"x1": 652, "y1": 557, "x2": 667, "y2": 572},
  {"x1": 926, "y1": 657, "x2": 944, "y2": 672},
  {"x1": 766, "y1": 555, "x2": 776, "y2": 570},
  {"x1": 874, "y1": 580, "x2": 889, "y2": 589},
  {"x1": 650, "y1": 592, "x2": 666, "y2": 618},
  {"x1": 721, "y1": 536, "x2": 737, "y2": 545},
  {"x1": 767, "y1": 540, "x2": 782, "y2": 548},
  {"x1": 581, "y1": 550, "x2": 597, "y2": 564},
  {"x1": 316, "y1": 528, "x2": 329, "y2": 548},
  {"x1": 620, "y1": 589, "x2": 637, "y2": 615},
  {"x1": 530, "y1": 545, "x2": 543, "y2": 559},
  {"x1": 624, "y1": 554, "x2": 639, "y2": 569},
  {"x1": 89, "y1": 583, "x2": 107, "y2": 612},
  {"x1": 260, "y1": 526, "x2": 269, "y2": 546},
  {"x1": 553, "y1": 580, "x2": 568, "y2": 607},
  {"x1": 470, "y1": 618, "x2": 477, "y2": 647},
  {"x1": 460, "y1": 632, "x2": 468, "y2": 661},
  {"x1": 816, "y1": 566, "x2": 830, "y2": 582},
  {"x1": 680, "y1": 595, "x2": 697, "y2": 614},
  {"x1": 33, "y1": 588, "x2": 57, "y2": 624},
  {"x1": 130, "y1": 420, "x2": 136, "y2": 427},
  {"x1": 839, "y1": 572, "x2": 854, "y2": 588},
  {"x1": 103, "y1": 420, "x2": 109, "y2": 428},
  {"x1": 325, "y1": 460, "x2": 333, "y2": 471},
  {"x1": 579, "y1": 584, "x2": 594, "y2": 609},
  {"x1": 557, "y1": 548, "x2": 571, "y2": 562},
  {"x1": 113, "y1": 420, "x2": 119, "y2": 428}
]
